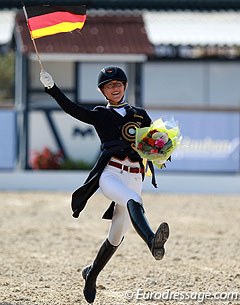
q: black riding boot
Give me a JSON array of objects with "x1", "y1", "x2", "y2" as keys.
[
  {"x1": 127, "y1": 199, "x2": 169, "y2": 260},
  {"x1": 82, "y1": 239, "x2": 118, "y2": 303}
]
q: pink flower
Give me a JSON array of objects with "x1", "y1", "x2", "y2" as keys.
[
  {"x1": 155, "y1": 138, "x2": 165, "y2": 149},
  {"x1": 150, "y1": 148, "x2": 158, "y2": 154}
]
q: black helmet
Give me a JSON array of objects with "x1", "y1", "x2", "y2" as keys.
[{"x1": 97, "y1": 66, "x2": 127, "y2": 88}]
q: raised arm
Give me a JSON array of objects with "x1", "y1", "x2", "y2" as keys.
[{"x1": 40, "y1": 70, "x2": 96, "y2": 125}]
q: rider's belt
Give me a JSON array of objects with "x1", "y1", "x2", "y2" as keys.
[{"x1": 108, "y1": 160, "x2": 144, "y2": 174}]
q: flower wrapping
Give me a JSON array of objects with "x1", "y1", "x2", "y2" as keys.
[{"x1": 135, "y1": 118, "x2": 182, "y2": 168}]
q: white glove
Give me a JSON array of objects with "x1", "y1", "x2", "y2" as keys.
[{"x1": 40, "y1": 70, "x2": 54, "y2": 89}]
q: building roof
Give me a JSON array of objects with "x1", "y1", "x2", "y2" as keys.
[
  {"x1": 15, "y1": 10, "x2": 154, "y2": 61},
  {"x1": 13, "y1": 9, "x2": 240, "y2": 60},
  {"x1": 143, "y1": 11, "x2": 240, "y2": 46}
]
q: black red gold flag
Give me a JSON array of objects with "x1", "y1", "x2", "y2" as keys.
[{"x1": 26, "y1": 6, "x2": 86, "y2": 39}]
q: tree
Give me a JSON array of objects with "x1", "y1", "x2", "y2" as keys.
[{"x1": 0, "y1": 51, "x2": 14, "y2": 102}]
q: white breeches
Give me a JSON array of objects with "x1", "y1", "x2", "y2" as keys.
[{"x1": 99, "y1": 157, "x2": 143, "y2": 246}]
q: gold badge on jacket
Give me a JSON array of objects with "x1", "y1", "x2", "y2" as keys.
[{"x1": 121, "y1": 122, "x2": 140, "y2": 142}]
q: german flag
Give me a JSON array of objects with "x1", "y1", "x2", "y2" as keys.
[{"x1": 26, "y1": 6, "x2": 86, "y2": 39}]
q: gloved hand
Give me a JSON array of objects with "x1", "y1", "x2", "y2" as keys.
[{"x1": 40, "y1": 70, "x2": 54, "y2": 89}]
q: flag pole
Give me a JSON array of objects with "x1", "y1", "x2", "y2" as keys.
[{"x1": 22, "y1": 4, "x2": 44, "y2": 71}]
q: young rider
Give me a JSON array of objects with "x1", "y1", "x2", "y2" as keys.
[{"x1": 40, "y1": 66, "x2": 169, "y2": 304}]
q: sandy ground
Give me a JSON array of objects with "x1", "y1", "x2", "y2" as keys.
[{"x1": 0, "y1": 191, "x2": 240, "y2": 305}]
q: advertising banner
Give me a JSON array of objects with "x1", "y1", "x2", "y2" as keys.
[
  {"x1": 29, "y1": 111, "x2": 100, "y2": 166},
  {"x1": 0, "y1": 110, "x2": 16, "y2": 170},
  {"x1": 28, "y1": 109, "x2": 240, "y2": 173},
  {"x1": 148, "y1": 110, "x2": 240, "y2": 173}
]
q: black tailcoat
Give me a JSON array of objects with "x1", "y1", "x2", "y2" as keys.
[{"x1": 46, "y1": 85, "x2": 156, "y2": 218}]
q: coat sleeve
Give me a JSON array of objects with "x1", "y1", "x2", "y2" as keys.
[{"x1": 45, "y1": 85, "x2": 98, "y2": 124}]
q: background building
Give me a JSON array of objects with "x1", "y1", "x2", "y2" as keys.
[{"x1": 0, "y1": 1, "x2": 240, "y2": 191}]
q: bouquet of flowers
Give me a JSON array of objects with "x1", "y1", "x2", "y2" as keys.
[{"x1": 135, "y1": 118, "x2": 182, "y2": 168}]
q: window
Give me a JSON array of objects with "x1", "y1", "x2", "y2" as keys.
[{"x1": 78, "y1": 62, "x2": 127, "y2": 104}]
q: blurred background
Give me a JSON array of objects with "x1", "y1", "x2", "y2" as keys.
[{"x1": 0, "y1": 0, "x2": 240, "y2": 193}]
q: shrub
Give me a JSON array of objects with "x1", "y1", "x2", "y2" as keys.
[
  {"x1": 60, "y1": 159, "x2": 92, "y2": 170},
  {"x1": 30, "y1": 147, "x2": 92, "y2": 170},
  {"x1": 31, "y1": 147, "x2": 63, "y2": 170},
  {"x1": 0, "y1": 51, "x2": 14, "y2": 101}
]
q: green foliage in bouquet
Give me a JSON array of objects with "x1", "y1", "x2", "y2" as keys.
[{"x1": 135, "y1": 118, "x2": 182, "y2": 168}]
